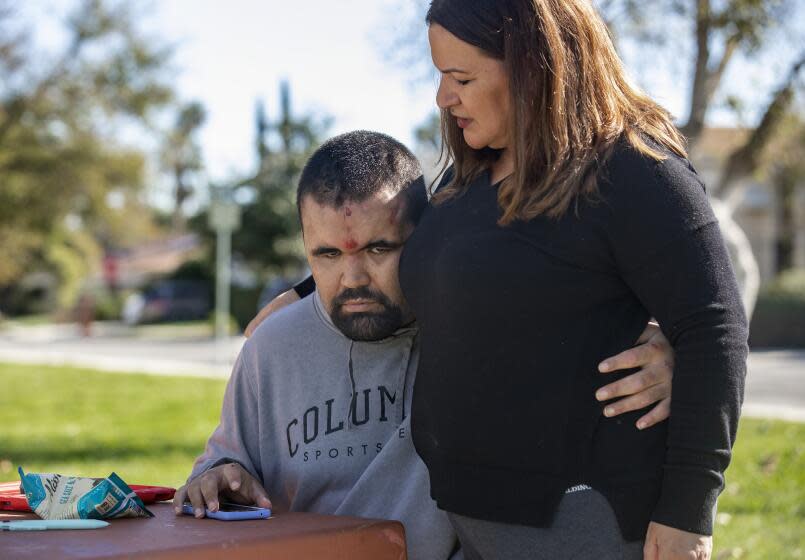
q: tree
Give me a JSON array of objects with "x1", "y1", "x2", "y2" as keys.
[
  {"x1": 0, "y1": 0, "x2": 175, "y2": 310},
  {"x1": 767, "y1": 113, "x2": 805, "y2": 274},
  {"x1": 192, "y1": 81, "x2": 328, "y2": 278},
  {"x1": 162, "y1": 101, "x2": 206, "y2": 230},
  {"x1": 387, "y1": 0, "x2": 804, "y2": 316},
  {"x1": 598, "y1": 0, "x2": 803, "y2": 314}
]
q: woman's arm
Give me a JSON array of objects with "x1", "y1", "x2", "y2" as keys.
[{"x1": 604, "y1": 147, "x2": 748, "y2": 541}]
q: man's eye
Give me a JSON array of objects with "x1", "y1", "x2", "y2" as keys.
[
  {"x1": 322, "y1": 251, "x2": 340, "y2": 258},
  {"x1": 369, "y1": 246, "x2": 390, "y2": 255}
]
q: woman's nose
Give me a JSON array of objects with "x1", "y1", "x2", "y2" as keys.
[{"x1": 436, "y1": 77, "x2": 458, "y2": 109}]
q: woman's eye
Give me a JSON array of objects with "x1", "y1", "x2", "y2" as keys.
[{"x1": 456, "y1": 78, "x2": 471, "y2": 86}]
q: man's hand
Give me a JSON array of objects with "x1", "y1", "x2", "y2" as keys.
[
  {"x1": 245, "y1": 289, "x2": 301, "y2": 338},
  {"x1": 173, "y1": 462, "x2": 272, "y2": 518},
  {"x1": 644, "y1": 521, "x2": 712, "y2": 560},
  {"x1": 595, "y1": 322, "x2": 673, "y2": 430}
]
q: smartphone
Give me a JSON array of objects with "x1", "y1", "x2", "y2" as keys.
[{"x1": 181, "y1": 502, "x2": 271, "y2": 521}]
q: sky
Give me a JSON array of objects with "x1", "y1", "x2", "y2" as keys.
[{"x1": 17, "y1": 1, "x2": 804, "y2": 210}]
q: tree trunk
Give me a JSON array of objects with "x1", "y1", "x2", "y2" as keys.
[{"x1": 774, "y1": 168, "x2": 796, "y2": 274}]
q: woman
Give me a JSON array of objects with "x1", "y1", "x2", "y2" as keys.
[
  {"x1": 252, "y1": 1, "x2": 747, "y2": 558},
  {"x1": 404, "y1": 1, "x2": 745, "y2": 559}
]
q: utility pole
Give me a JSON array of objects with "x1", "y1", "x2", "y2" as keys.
[{"x1": 208, "y1": 185, "x2": 241, "y2": 354}]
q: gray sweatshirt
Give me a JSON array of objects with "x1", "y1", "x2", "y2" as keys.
[{"x1": 189, "y1": 292, "x2": 458, "y2": 560}]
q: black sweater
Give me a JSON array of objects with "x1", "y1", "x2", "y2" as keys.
[{"x1": 397, "y1": 141, "x2": 747, "y2": 540}]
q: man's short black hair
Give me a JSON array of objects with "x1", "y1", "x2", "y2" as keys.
[{"x1": 297, "y1": 130, "x2": 427, "y2": 225}]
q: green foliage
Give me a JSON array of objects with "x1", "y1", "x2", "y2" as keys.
[
  {"x1": 45, "y1": 227, "x2": 102, "y2": 309},
  {"x1": 230, "y1": 286, "x2": 262, "y2": 331},
  {"x1": 92, "y1": 289, "x2": 123, "y2": 321},
  {"x1": 597, "y1": 0, "x2": 792, "y2": 50},
  {"x1": 192, "y1": 82, "x2": 325, "y2": 279},
  {"x1": 414, "y1": 112, "x2": 442, "y2": 153},
  {"x1": 764, "y1": 268, "x2": 805, "y2": 299},
  {"x1": 162, "y1": 101, "x2": 206, "y2": 228},
  {"x1": 0, "y1": 0, "x2": 175, "y2": 303},
  {"x1": 169, "y1": 260, "x2": 214, "y2": 283},
  {"x1": 234, "y1": 82, "x2": 326, "y2": 274},
  {"x1": 749, "y1": 268, "x2": 805, "y2": 347}
]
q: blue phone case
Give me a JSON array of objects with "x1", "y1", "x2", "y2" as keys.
[{"x1": 181, "y1": 503, "x2": 271, "y2": 521}]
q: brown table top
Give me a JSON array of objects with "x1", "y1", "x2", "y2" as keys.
[{"x1": 0, "y1": 503, "x2": 407, "y2": 559}]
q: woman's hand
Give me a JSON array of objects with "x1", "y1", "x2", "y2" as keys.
[
  {"x1": 244, "y1": 289, "x2": 301, "y2": 337},
  {"x1": 644, "y1": 522, "x2": 711, "y2": 560},
  {"x1": 595, "y1": 322, "x2": 674, "y2": 429}
]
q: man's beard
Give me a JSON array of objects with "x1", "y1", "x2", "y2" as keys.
[{"x1": 330, "y1": 287, "x2": 405, "y2": 341}]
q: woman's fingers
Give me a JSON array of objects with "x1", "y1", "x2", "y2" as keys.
[
  {"x1": 636, "y1": 397, "x2": 671, "y2": 430},
  {"x1": 596, "y1": 365, "x2": 665, "y2": 401},
  {"x1": 601, "y1": 383, "x2": 667, "y2": 418}
]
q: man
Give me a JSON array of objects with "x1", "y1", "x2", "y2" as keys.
[{"x1": 175, "y1": 131, "x2": 675, "y2": 560}]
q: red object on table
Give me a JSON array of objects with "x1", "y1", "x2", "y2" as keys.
[
  {"x1": 0, "y1": 481, "x2": 175, "y2": 512},
  {"x1": 0, "y1": 503, "x2": 408, "y2": 559}
]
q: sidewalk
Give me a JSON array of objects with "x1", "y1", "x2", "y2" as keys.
[
  {"x1": 0, "y1": 322, "x2": 803, "y2": 420},
  {"x1": 0, "y1": 321, "x2": 242, "y2": 378},
  {"x1": 743, "y1": 349, "x2": 805, "y2": 422}
]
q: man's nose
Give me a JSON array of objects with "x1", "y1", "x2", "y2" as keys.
[
  {"x1": 341, "y1": 256, "x2": 371, "y2": 289},
  {"x1": 436, "y1": 76, "x2": 458, "y2": 109}
]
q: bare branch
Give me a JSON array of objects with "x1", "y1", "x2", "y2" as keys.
[{"x1": 714, "y1": 53, "x2": 805, "y2": 195}]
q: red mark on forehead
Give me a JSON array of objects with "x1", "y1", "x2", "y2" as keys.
[
  {"x1": 388, "y1": 203, "x2": 402, "y2": 225},
  {"x1": 344, "y1": 238, "x2": 358, "y2": 250},
  {"x1": 344, "y1": 207, "x2": 353, "y2": 217}
]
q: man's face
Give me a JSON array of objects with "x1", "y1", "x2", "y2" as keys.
[{"x1": 300, "y1": 190, "x2": 415, "y2": 341}]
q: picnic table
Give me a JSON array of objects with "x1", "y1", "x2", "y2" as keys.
[{"x1": 0, "y1": 502, "x2": 407, "y2": 559}]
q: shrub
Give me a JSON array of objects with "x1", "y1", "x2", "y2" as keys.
[{"x1": 749, "y1": 269, "x2": 805, "y2": 348}]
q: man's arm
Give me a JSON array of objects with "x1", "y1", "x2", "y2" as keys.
[
  {"x1": 173, "y1": 342, "x2": 271, "y2": 516},
  {"x1": 245, "y1": 289, "x2": 300, "y2": 337}
]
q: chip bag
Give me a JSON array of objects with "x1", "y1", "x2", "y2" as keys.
[{"x1": 18, "y1": 467, "x2": 153, "y2": 520}]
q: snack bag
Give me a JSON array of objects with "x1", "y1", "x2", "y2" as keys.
[{"x1": 18, "y1": 467, "x2": 153, "y2": 520}]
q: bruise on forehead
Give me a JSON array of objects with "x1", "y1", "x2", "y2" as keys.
[{"x1": 388, "y1": 197, "x2": 405, "y2": 225}]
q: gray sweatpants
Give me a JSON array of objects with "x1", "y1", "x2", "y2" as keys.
[{"x1": 447, "y1": 489, "x2": 644, "y2": 560}]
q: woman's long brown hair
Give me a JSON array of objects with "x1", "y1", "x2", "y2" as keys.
[{"x1": 427, "y1": 0, "x2": 687, "y2": 224}]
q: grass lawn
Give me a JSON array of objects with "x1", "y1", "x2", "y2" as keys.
[
  {"x1": 0, "y1": 362, "x2": 225, "y2": 488},
  {"x1": 0, "y1": 362, "x2": 802, "y2": 558}
]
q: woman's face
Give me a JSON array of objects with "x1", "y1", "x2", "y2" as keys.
[{"x1": 428, "y1": 24, "x2": 512, "y2": 151}]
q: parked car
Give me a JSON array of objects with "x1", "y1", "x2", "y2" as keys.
[{"x1": 122, "y1": 280, "x2": 211, "y2": 325}]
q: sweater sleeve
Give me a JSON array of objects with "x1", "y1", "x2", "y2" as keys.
[
  {"x1": 187, "y1": 342, "x2": 264, "y2": 484},
  {"x1": 604, "y1": 148, "x2": 748, "y2": 535}
]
